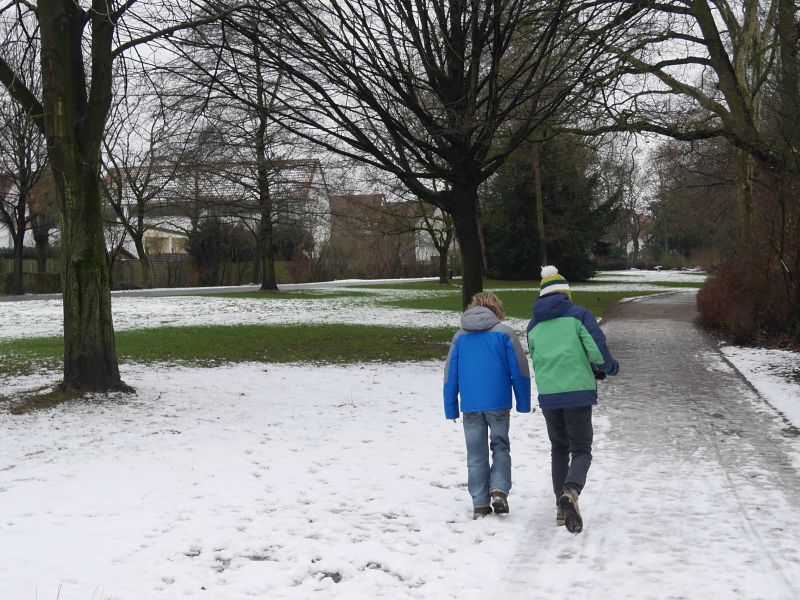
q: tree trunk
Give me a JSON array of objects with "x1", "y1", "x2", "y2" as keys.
[
  {"x1": 260, "y1": 229, "x2": 278, "y2": 290},
  {"x1": 40, "y1": 0, "x2": 127, "y2": 392},
  {"x1": 33, "y1": 214, "x2": 50, "y2": 273},
  {"x1": 12, "y1": 232, "x2": 24, "y2": 295},
  {"x1": 58, "y1": 172, "x2": 125, "y2": 390},
  {"x1": 251, "y1": 247, "x2": 261, "y2": 285},
  {"x1": 254, "y1": 51, "x2": 278, "y2": 292},
  {"x1": 438, "y1": 248, "x2": 449, "y2": 284},
  {"x1": 256, "y1": 163, "x2": 278, "y2": 291},
  {"x1": 131, "y1": 234, "x2": 152, "y2": 288},
  {"x1": 733, "y1": 148, "x2": 755, "y2": 250},
  {"x1": 450, "y1": 186, "x2": 483, "y2": 309},
  {"x1": 532, "y1": 142, "x2": 548, "y2": 266}
]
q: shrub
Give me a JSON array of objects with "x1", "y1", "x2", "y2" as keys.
[
  {"x1": 697, "y1": 257, "x2": 791, "y2": 343},
  {"x1": 25, "y1": 272, "x2": 61, "y2": 294}
]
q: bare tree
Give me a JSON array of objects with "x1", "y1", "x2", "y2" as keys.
[
  {"x1": 162, "y1": 9, "x2": 298, "y2": 291},
  {"x1": 588, "y1": 0, "x2": 785, "y2": 241},
  {"x1": 102, "y1": 90, "x2": 188, "y2": 288},
  {"x1": 226, "y1": 0, "x2": 624, "y2": 307},
  {"x1": 0, "y1": 26, "x2": 46, "y2": 295},
  {"x1": 0, "y1": 1, "x2": 241, "y2": 391},
  {"x1": 590, "y1": 0, "x2": 800, "y2": 332}
]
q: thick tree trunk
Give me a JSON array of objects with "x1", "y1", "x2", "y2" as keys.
[
  {"x1": 450, "y1": 186, "x2": 484, "y2": 309},
  {"x1": 40, "y1": 0, "x2": 127, "y2": 392},
  {"x1": 58, "y1": 172, "x2": 125, "y2": 390}
]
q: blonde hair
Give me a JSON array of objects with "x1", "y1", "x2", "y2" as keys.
[{"x1": 468, "y1": 291, "x2": 505, "y2": 320}]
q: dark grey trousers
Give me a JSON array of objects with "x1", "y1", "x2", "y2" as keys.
[{"x1": 541, "y1": 406, "x2": 593, "y2": 502}]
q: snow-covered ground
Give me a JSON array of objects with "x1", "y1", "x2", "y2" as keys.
[
  {"x1": 3, "y1": 276, "x2": 800, "y2": 599},
  {"x1": 2, "y1": 358, "x2": 799, "y2": 600},
  {"x1": 594, "y1": 268, "x2": 708, "y2": 283},
  {"x1": 722, "y1": 346, "x2": 800, "y2": 429}
]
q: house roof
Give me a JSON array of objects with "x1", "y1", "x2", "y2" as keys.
[{"x1": 107, "y1": 158, "x2": 326, "y2": 217}]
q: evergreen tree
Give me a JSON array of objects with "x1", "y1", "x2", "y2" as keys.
[{"x1": 483, "y1": 137, "x2": 619, "y2": 281}]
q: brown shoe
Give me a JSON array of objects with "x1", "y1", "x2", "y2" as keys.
[
  {"x1": 490, "y1": 490, "x2": 509, "y2": 514},
  {"x1": 558, "y1": 487, "x2": 582, "y2": 533},
  {"x1": 556, "y1": 506, "x2": 566, "y2": 526},
  {"x1": 473, "y1": 506, "x2": 492, "y2": 520}
]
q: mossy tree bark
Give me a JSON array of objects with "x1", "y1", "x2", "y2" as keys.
[{"x1": 39, "y1": 0, "x2": 126, "y2": 391}]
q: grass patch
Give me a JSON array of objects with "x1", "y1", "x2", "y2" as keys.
[
  {"x1": 7, "y1": 387, "x2": 87, "y2": 415},
  {"x1": 383, "y1": 289, "x2": 668, "y2": 319},
  {"x1": 0, "y1": 324, "x2": 454, "y2": 374},
  {"x1": 0, "y1": 344, "x2": 61, "y2": 379}
]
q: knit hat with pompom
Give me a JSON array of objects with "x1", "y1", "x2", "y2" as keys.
[{"x1": 539, "y1": 265, "x2": 571, "y2": 299}]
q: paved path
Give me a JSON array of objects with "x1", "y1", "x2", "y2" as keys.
[{"x1": 500, "y1": 292, "x2": 800, "y2": 600}]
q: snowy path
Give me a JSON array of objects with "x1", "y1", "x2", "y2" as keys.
[
  {"x1": 2, "y1": 292, "x2": 800, "y2": 599},
  {"x1": 499, "y1": 292, "x2": 800, "y2": 599}
]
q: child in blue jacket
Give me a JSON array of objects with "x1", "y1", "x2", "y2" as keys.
[{"x1": 443, "y1": 292, "x2": 532, "y2": 519}]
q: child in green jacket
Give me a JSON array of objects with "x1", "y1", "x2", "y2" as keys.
[{"x1": 527, "y1": 266, "x2": 619, "y2": 533}]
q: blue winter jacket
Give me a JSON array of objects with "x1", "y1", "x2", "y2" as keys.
[{"x1": 443, "y1": 307, "x2": 532, "y2": 419}]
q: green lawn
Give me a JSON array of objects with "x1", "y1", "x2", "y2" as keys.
[
  {"x1": 0, "y1": 324, "x2": 455, "y2": 378},
  {"x1": 352, "y1": 279, "x2": 542, "y2": 290},
  {"x1": 382, "y1": 289, "x2": 667, "y2": 320}
]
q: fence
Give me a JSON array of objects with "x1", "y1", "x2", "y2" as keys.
[{"x1": 0, "y1": 258, "x2": 61, "y2": 274}]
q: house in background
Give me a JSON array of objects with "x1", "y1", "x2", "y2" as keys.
[{"x1": 103, "y1": 158, "x2": 331, "y2": 263}]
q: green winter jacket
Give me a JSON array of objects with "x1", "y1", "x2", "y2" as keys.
[{"x1": 526, "y1": 293, "x2": 619, "y2": 409}]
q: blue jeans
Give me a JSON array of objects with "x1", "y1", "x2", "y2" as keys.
[{"x1": 462, "y1": 409, "x2": 511, "y2": 508}]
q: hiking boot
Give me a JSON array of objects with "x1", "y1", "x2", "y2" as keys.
[
  {"x1": 558, "y1": 487, "x2": 583, "y2": 533},
  {"x1": 490, "y1": 490, "x2": 509, "y2": 514},
  {"x1": 556, "y1": 506, "x2": 566, "y2": 527},
  {"x1": 473, "y1": 506, "x2": 492, "y2": 520}
]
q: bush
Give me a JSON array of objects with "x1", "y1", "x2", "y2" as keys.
[
  {"x1": 25, "y1": 272, "x2": 61, "y2": 294},
  {"x1": 697, "y1": 258, "x2": 792, "y2": 343}
]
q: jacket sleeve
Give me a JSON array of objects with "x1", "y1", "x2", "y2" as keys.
[
  {"x1": 443, "y1": 334, "x2": 461, "y2": 419},
  {"x1": 578, "y1": 310, "x2": 619, "y2": 376},
  {"x1": 505, "y1": 334, "x2": 531, "y2": 413}
]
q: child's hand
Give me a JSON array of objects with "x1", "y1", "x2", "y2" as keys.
[{"x1": 593, "y1": 369, "x2": 606, "y2": 380}]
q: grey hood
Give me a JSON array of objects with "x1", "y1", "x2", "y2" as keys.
[{"x1": 460, "y1": 306, "x2": 500, "y2": 331}]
